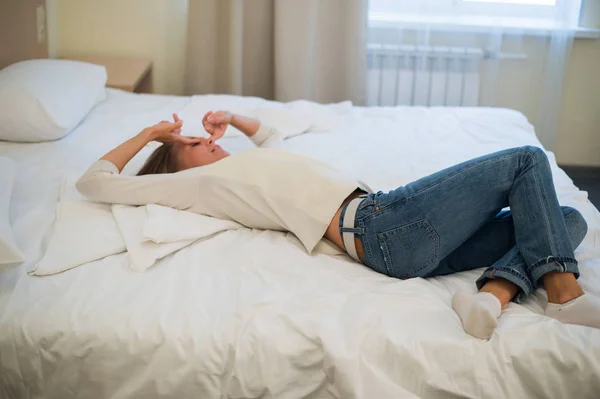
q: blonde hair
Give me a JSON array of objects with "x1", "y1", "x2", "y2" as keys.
[{"x1": 137, "y1": 143, "x2": 178, "y2": 176}]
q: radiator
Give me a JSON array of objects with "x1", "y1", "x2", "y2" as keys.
[{"x1": 367, "y1": 44, "x2": 484, "y2": 107}]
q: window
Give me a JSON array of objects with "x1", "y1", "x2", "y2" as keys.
[
  {"x1": 369, "y1": 0, "x2": 582, "y2": 31},
  {"x1": 463, "y1": 1, "x2": 555, "y2": 5}
]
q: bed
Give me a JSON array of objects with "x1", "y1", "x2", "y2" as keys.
[{"x1": 1, "y1": 82, "x2": 600, "y2": 398}]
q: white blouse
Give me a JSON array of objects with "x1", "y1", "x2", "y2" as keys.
[{"x1": 76, "y1": 124, "x2": 372, "y2": 253}]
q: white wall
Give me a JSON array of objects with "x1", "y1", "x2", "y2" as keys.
[
  {"x1": 47, "y1": 0, "x2": 188, "y2": 95},
  {"x1": 46, "y1": 0, "x2": 600, "y2": 165}
]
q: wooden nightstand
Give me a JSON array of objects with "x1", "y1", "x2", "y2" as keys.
[{"x1": 64, "y1": 56, "x2": 153, "y2": 93}]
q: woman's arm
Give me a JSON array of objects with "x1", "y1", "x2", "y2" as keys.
[
  {"x1": 203, "y1": 111, "x2": 283, "y2": 148},
  {"x1": 231, "y1": 114, "x2": 261, "y2": 137},
  {"x1": 76, "y1": 117, "x2": 201, "y2": 206}
]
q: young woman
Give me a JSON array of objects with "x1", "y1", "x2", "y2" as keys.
[{"x1": 77, "y1": 111, "x2": 599, "y2": 339}]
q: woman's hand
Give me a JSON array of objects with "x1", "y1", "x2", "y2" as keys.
[
  {"x1": 202, "y1": 111, "x2": 233, "y2": 141},
  {"x1": 143, "y1": 113, "x2": 201, "y2": 145}
]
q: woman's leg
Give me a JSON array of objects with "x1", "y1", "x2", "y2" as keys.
[{"x1": 358, "y1": 146, "x2": 578, "y2": 281}]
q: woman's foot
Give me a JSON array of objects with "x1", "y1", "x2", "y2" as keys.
[
  {"x1": 545, "y1": 294, "x2": 600, "y2": 329},
  {"x1": 543, "y1": 271, "x2": 584, "y2": 304},
  {"x1": 543, "y1": 271, "x2": 599, "y2": 328},
  {"x1": 452, "y1": 292, "x2": 502, "y2": 339}
]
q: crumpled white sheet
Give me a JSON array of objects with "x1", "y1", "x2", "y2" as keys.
[
  {"x1": 1, "y1": 90, "x2": 600, "y2": 399},
  {"x1": 113, "y1": 204, "x2": 243, "y2": 272},
  {"x1": 30, "y1": 197, "x2": 244, "y2": 276}
]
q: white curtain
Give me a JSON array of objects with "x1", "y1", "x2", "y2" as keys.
[
  {"x1": 185, "y1": 0, "x2": 368, "y2": 104},
  {"x1": 185, "y1": 0, "x2": 577, "y2": 149},
  {"x1": 366, "y1": 0, "x2": 579, "y2": 150}
]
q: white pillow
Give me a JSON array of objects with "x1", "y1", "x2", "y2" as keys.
[
  {"x1": 0, "y1": 59, "x2": 107, "y2": 142},
  {"x1": 0, "y1": 157, "x2": 25, "y2": 264}
]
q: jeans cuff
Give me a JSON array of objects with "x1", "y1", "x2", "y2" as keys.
[
  {"x1": 528, "y1": 256, "x2": 580, "y2": 285},
  {"x1": 476, "y1": 267, "x2": 534, "y2": 304}
]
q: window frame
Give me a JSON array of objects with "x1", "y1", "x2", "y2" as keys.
[{"x1": 368, "y1": 0, "x2": 583, "y2": 30}]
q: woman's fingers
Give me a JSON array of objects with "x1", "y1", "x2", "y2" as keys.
[
  {"x1": 172, "y1": 113, "x2": 180, "y2": 123},
  {"x1": 202, "y1": 111, "x2": 215, "y2": 133},
  {"x1": 202, "y1": 111, "x2": 213, "y2": 126},
  {"x1": 154, "y1": 121, "x2": 183, "y2": 132}
]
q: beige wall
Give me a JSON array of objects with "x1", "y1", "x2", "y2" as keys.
[
  {"x1": 557, "y1": 38, "x2": 600, "y2": 166},
  {"x1": 46, "y1": 0, "x2": 59, "y2": 58},
  {"x1": 46, "y1": 0, "x2": 600, "y2": 165},
  {"x1": 47, "y1": 0, "x2": 188, "y2": 95},
  {"x1": 554, "y1": 0, "x2": 600, "y2": 165}
]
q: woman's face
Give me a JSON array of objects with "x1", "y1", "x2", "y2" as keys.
[{"x1": 173, "y1": 137, "x2": 229, "y2": 171}]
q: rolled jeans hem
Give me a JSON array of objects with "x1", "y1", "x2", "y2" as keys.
[
  {"x1": 476, "y1": 267, "x2": 534, "y2": 304},
  {"x1": 528, "y1": 256, "x2": 579, "y2": 285}
]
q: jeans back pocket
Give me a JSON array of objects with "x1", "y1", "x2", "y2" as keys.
[{"x1": 377, "y1": 219, "x2": 440, "y2": 279}]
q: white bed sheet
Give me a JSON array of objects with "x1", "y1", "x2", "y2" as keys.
[{"x1": 1, "y1": 89, "x2": 600, "y2": 398}]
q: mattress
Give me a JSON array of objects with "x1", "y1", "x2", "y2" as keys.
[{"x1": 1, "y1": 89, "x2": 600, "y2": 398}]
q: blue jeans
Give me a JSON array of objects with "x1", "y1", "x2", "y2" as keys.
[{"x1": 343, "y1": 146, "x2": 588, "y2": 302}]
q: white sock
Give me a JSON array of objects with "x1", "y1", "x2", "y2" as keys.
[
  {"x1": 545, "y1": 294, "x2": 600, "y2": 329},
  {"x1": 452, "y1": 292, "x2": 502, "y2": 339}
]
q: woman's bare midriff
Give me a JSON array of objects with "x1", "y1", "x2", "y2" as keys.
[{"x1": 324, "y1": 189, "x2": 366, "y2": 261}]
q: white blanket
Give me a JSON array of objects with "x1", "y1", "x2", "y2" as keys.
[{"x1": 1, "y1": 90, "x2": 600, "y2": 398}]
